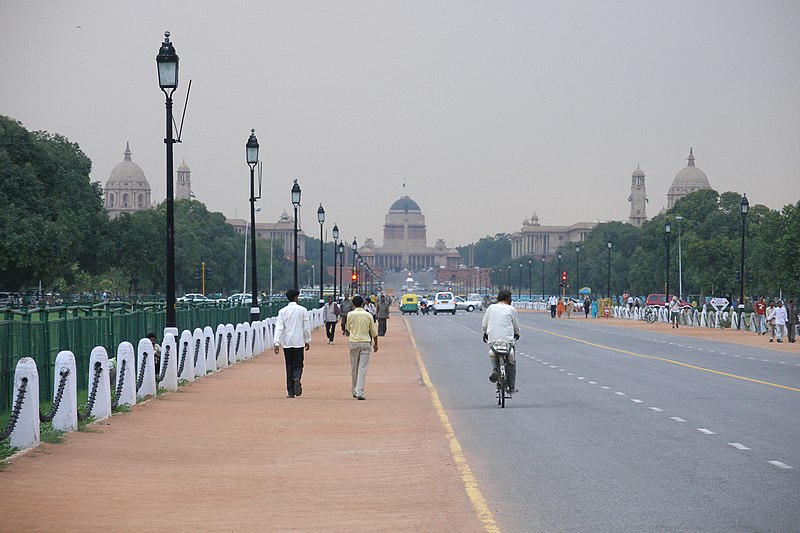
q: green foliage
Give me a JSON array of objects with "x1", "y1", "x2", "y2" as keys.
[
  {"x1": 39, "y1": 423, "x2": 65, "y2": 444},
  {"x1": 456, "y1": 234, "x2": 511, "y2": 267}
]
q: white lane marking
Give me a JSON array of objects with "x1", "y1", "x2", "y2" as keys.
[
  {"x1": 558, "y1": 369, "x2": 565, "y2": 372},
  {"x1": 650, "y1": 407, "x2": 663, "y2": 412},
  {"x1": 720, "y1": 352, "x2": 727, "y2": 355},
  {"x1": 697, "y1": 348, "x2": 704, "y2": 351},
  {"x1": 697, "y1": 428, "x2": 715, "y2": 435},
  {"x1": 588, "y1": 381, "x2": 597, "y2": 384},
  {"x1": 762, "y1": 359, "x2": 770, "y2": 362},
  {"x1": 614, "y1": 391, "x2": 626, "y2": 396},
  {"x1": 567, "y1": 372, "x2": 574, "y2": 375},
  {"x1": 577, "y1": 377, "x2": 585, "y2": 380},
  {"x1": 670, "y1": 417, "x2": 687, "y2": 422},
  {"x1": 601, "y1": 386, "x2": 610, "y2": 390},
  {"x1": 748, "y1": 357, "x2": 755, "y2": 360},
  {"x1": 733, "y1": 354, "x2": 741, "y2": 357},
  {"x1": 631, "y1": 399, "x2": 643, "y2": 403},
  {"x1": 729, "y1": 443, "x2": 750, "y2": 450},
  {"x1": 768, "y1": 461, "x2": 793, "y2": 469},
  {"x1": 550, "y1": 365, "x2": 557, "y2": 368},
  {"x1": 779, "y1": 361, "x2": 788, "y2": 365}
]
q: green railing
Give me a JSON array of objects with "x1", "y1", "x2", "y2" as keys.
[{"x1": 0, "y1": 300, "x2": 301, "y2": 412}]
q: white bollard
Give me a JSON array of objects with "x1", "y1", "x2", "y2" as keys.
[
  {"x1": 204, "y1": 326, "x2": 217, "y2": 373},
  {"x1": 264, "y1": 318, "x2": 274, "y2": 347},
  {"x1": 215, "y1": 324, "x2": 228, "y2": 369},
  {"x1": 115, "y1": 341, "x2": 137, "y2": 408},
  {"x1": 252, "y1": 320, "x2": 263, "y2": 356},
  {"x1": 193, "y1": 328, "x2": 206, "y2": 378},
  {"x1": 234, "y1": 323, "x2": 246, "y2": 362},
  {"x1": 243, "y1": 322, "x2": 253, "y2": 359},
  {"x1": 136, "y1": 338, "x2": 157, "y2": 400},
  {"x1": 89, "y1": 346, "x2": 112, "y2": 422},
  {"x1": 10, "y1": 357, "x2": 40, "y2": 450},
  {"x1": 178, "y1": 330, "x2": 195, "y2": 383},
  {"x1": 160, "y1": 332, "x2": 179, "y2": 392},
  {"x1": 225, "y1": 323, "x2": 236, "y2": 365},
  {"x1": 52, "y1": 351, "x2": 78, "y2": 433}
]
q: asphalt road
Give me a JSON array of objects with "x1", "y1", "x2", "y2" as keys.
[{"x1": 408, "y1": 310, "x2": 800, "y2": 532}]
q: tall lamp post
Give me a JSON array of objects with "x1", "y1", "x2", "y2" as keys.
[
  {"x1": 332, "y1": 223, "x2": 339, "y2": 301},
  {"x1": 528, "y1": 259, "x2": 532, "y2": 302},
  {"x1": 317, "y1": 204, "x2": 325, "y2": 307},
  {"x1": 739, "y1": 194, "x2": 749, "y2": 316},
  {"x1": 507, "y1": 265, "x2": 511, "y2": 292},
  {"x1": 606, "y1": 241, "x2": 612, "y2": 299},
  {"x1": 557, "y1": 253, "x2": 562, "y2": 297},
  {"x1": 665, "y1": 220, "x2": 671, "y2": 303},
  {"x1": 156, "y1": 31, "x2": 179, "y2": 330},
  {"x1": 246, "y1": 129, "x2": 260, "y2": 322},
  {"x1": 351, "y1": 238, "x2": 358, "y2": 295},
  {"x1": 541, "y1": 256, "x2": 546, "y2": 298},
  {"x1": 291, "y1": 180, "x2": 301, "y2": 290},
  {"x1": 337, "y1": 241, "x2": 344, "y2": 298},
  {"x1": 518, "y1": 263, "x2": 523, "y2": 300},
  {"x1": 575, "y1": 245, "x2": 580, "y2": 299}
]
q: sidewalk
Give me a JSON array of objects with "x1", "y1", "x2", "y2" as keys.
[{"x1": 0, "y1": 317, "x2": 485, "y2": 532}]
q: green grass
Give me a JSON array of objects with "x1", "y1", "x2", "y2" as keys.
[{"x1": 40, "y1": 423, "x2": 64, "y2": 444}]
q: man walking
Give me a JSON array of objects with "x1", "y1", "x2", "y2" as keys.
[
  {"x1": 340, "y1": 295, "x2": 353, "y2": 336},
  {"x1": 273, "y1": 289, "x2": 311, "y2": 397},
  {"x1": 755, "y1": 296, "x2": 767, "y2": 335},
  {"x1": 376, "y1": 294, "x2": 390, "y2": 336},
  {"x1": 322, "y1": 296, "x2": 339, "y2": 344},
  {"x1": 548, "y1": 294, "x2": 557, "y2": 318},
  {"x1": 347, "y1": 295, "x2": 378, "y2": 400}
]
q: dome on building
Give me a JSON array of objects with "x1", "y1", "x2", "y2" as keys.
[
  {"x1": 108, "y1": 142, "x2": 148, "y2": 184},
  {"x1": 632, "y1": 166, "x2": 645, "y2": 178},
  {"x1": 389, "y1": 196, "x2": 421, "y2": 213},
  {"x1": 667, "y1": 148, "x2": 711, "y2": 209},
  {"x1": 177, "y1": 159, "x2": 190, "y2": 172}
]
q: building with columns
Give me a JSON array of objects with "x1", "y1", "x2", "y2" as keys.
[
  {"x1": 510, "y1": 213, "x2": 595, "y2": 259},
  {"x1": 667, "y1": 147, "x2": 712, "y2": 209},
  {"x1": 227, "y1": 210, "x2": 307, "y2": 262},
  {"x1": 357, "y1": 196, "x2": 461, "y2": 270},
  {"x1": 103, "y1": 142, "x2": 152, "y2": 219},
  {"x1": 628, "y1": 165, "x2": 648, "y2": 227}
]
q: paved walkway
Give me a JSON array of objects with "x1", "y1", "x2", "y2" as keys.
[{"x1": 0, "y1": 317, "x2": 485, "y2": 532}]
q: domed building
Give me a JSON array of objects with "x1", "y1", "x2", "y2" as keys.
[
  {"x1": 175, "y1": 159, "x2": 193, "y2": 200},
  {"x1": 358, "y1": 195, "x2": 460, "y2": 270},
  {"x1": 104, "y1": 142, "x2": 152, "y2": 219},
  {"x1": 666, "y1": 148, "x2": 712, "y2": 209}
]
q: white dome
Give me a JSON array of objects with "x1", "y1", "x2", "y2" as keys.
[
  {"x1": 107, "y1": 143, "x2": 148, "y2": 184},
  {"x1": 670, "y1": 148, "x2": 710, "y2": 190}
]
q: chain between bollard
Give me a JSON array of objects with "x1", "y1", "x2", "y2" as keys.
[
  {"x1": 157, "y1": 345, "x2": 171, "y2": 383},
  {"x1": 0, "y1": 377, "x2": 29, "y2": 441},
  {"x1": 235, "y1": 332, "x2": 241, "y2": 355},
  {"x1": 194, "y1": 338, "x2": 201, "y2": 367},
  {"x1": 40, "y1": 368, "x2": 70, "y2": 423},
  {"x1": 177, "y1": 341, "x2": 189, "y2": 378},
  {"x1": 216, "y1": 334, "x2": 223, "y2": 359},
  {"x1": 136, "y1": 351, "x2": 148, "y2": 391},
  {"x1": 78, "y1": 361, "x2": 102, "y2": 422},
  {"x1": 226, "y1": 332, "x2": 232, "y2": 362},
  {"x1": 111, "y1": 359, "x2": 126, "y2": 410}
]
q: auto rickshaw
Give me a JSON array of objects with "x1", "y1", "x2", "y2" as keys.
[{"x1": 400, "y1": 293, "x2": 419, "y2": 315}]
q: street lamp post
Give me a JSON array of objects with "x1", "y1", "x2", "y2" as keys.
[
  {"x1": 557, "y1": 253, "x2": 562, "y2": 298},
  {"x1": 507, "y1": 265, "x2": 511, "y2": 292},
  {"x1": 518, "y1": 263, "x2": 523, "y2": 300},
  {"x1": 675, "y1": 216, "x2": 683, "y2": 300},
  {"x1": 541, "y1": 256, "x2": 546, "y2": 298},
  {"x1": 291, "y1": 180, "x2": 301, "y2": 290},
  {"x1": 575, "y1": 245, "x2": 580, "y2": 299},
  {"x1": 351, "y1": 238, "x2": 358, "y2": 295},
  {"x1": 246, "y1": 129, "x2": 260, "y2": 322},
  {"x1": 528, "y1": 259, "x2": 532, "y2": 302},
  {"x1": 665, "y1": 220, "x2": 671, "y2": 304},
  {"x1": 337, "y1": 241, "x2": 344, "y2": 298},
  {"x1": 156, "y1": 31, "x2": 179, "y2": 329},
  {"x1": 739, "y1": 194, "x2": 749, "y2": 318},
  {"x1": 332, "y1": 223, "x2": 339, "y2": 301},
  {"x1": 606, "y1": 241, "x2": 612, "y2": 299},
  {"x1": 317, "y1": 204, "x2": 325, "y2": 307}
]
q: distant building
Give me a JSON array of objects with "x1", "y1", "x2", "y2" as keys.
[
  {"x1": 103, "y1": 142, "x2": 152, "y2": 219},
  {"x1": 227, "y1": 210, "x2": 307, "y2": 262},
  {"x1": 175, "y1": 159, "x2": 193, "y2": 200},
  {"x1": 510, "y1": 213, "x2": 595, "y2": 259},
  {"x1": 628, "y1": 165, "x2": 648, "y2": 227},
  {"x1": 666, "y1": 147, "x2": 712, "y2": 209},
  {"x1": 357, "y1": 196, "x2": 461, "y2": 270}
]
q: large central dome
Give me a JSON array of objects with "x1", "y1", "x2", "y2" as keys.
[
  {"x1": 667, "y1": 148, "x2": 712, "y2": 209},
  {"x1": 108, "y1": 142, "x2": 148, "y2": 184},
  {"x1": 389, "y1": 196, "x2": 421, "y2": 213}
]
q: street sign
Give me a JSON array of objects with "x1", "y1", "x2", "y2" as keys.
[{"x1": 709, "y1": 297, "x2": 729, "y2": 311}]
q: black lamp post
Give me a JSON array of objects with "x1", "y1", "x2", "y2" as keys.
[
  {"x1": 541, "y1": 256, "x2": 546, "y2": 298},
  {"x1": 528, "y1": 259, "x2": 532, "y2": 302},
  {"x1": 332, "y1": 223, "x2": 339, "y2": 301},
  {"x1": 557, "y1": 253, "x2": 562, "y2": 297},
  {"x1": 317, "y1": 203, "x2": 325, "y2": 307},
  {"x1": 507, "y1": 265, "x2": 511, "y2": 292},
  {"x1": 291, "y1": 180, "x2": 301, "y2": 290},
  {"x1": 575, "y1": 245, "x2": 580, "y2": 299},
  {"x1": 246, "y1": 129, "x2": 260, "y2": 322},
  {"x1": 518, "y1": 263, "x2": 523, "y2": 300},
  {"x1": 156, "y1": 31, "x2": 179, "y2": 329},
  {"x1": 739, "y1": 194, "x2": 749, "y2": 315},
  {"x1": 351, "y1": 238, "x2": 358, "y2": 295},
  {"x1": 606, "y1": 241, "x2": 612, "y2": 299},
  {"x1": 665, "y1": 220, "x2": 671, "y2": 303},
  {"x1": 337, "y1": 241, "x2": 344, "y2": 298}
]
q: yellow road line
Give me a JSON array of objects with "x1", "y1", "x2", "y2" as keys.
[
  {"x1": 406, "y1": 318, "x2": 501, "y2": 533},
  {"x1": 524, "y1": 325, "x2": 800, "y2": 393}
]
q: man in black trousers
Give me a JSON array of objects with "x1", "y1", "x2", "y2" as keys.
[{"x1": 273, "y1": 289, "x2": 311, "y2": 398}]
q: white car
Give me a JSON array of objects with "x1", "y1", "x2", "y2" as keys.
[
  {"x1": 227, "y1": 293, "x2": 254, "y2": 305},
  {"x1": 454, "y1": 295, "x2": 482, "y2": 312},
  {"x1": 180, "y1": 293, "x2": 210, "y2": 303},
  {"x1": 432, "y1": 291, "x2": 456, "y2": 315}
]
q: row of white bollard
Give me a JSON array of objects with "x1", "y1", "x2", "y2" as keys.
[
  {"x1": 5, "y1": 309, "x2": 323, "y2": 454},
  {"x1": 612, "y1": 304, "x2": 757, "y2": 331}
]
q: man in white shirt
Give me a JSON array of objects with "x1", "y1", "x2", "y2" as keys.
[
  {"x1": 273, "y1": 289, "x2": 312, "y2": 397},
  {"x1": 482, "y1": 290, "x2": 521, "y2": 392},
  {"x1": 768, "y1": 300, "x2": 788, "y2": 343},
  {"x1": 548, "y1": 294, "x2": 557, "y2": 318}
]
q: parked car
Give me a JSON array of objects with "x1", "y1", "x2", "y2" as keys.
[
  {"x1": 227, "y1": 293, "x2": 254, "y2": 305},
  {"x1": 432, "y1": 291, "x2": 456, "y2": 315},
  {"x1": 645, "y1": 293, "x2": 691, "y2": 309},
  {"x1": 454, "y1": 295, "x2": 482, "y2": 312},
  {"x1": 180, "y1": 293, "x2": 210, "y2": 303}
]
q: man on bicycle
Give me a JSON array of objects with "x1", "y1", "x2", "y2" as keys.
[{"x1": 482, "y1": 290, "x2": 521, "y2": 392}]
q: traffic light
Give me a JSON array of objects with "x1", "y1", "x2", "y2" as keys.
[
  {"x1": 351, "y1": 272, "x2": 358, "y2": 282},
  {"x1": 561, "y1": 271, "x2": 568, "y2": 283}
]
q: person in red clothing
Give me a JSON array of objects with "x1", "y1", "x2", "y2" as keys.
[{"x1": 755, "y1": 297, "x2": 767, "y2": 335}]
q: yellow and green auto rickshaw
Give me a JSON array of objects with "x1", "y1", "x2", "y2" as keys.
[{"x1": 400, "y1": 293, "x2": 419, "y2": 315}]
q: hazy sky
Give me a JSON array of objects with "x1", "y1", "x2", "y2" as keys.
[{"x1": 2, "y1": 1, "x2": 798, "y2": 247}]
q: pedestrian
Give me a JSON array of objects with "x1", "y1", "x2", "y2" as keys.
[
  {"x1": 340, "y1": 295, "x2": 353, "y2": 336},
  {"x1": 627, "y1": 295, "x2": 634, "y2": 310},
  {"x1": 556, "y1": 298, "x2": 565, "y2": 318},
  {"x1": 768, "y1": 300, "x2": 788, "y2": 343},
  {"x1": 549, "y1": 295, "x2": 557, "y2": 318},
  {"x1": 376, "y1": 294, "x2": 390, "y2": 336},
  {"x1": 669, "y1": 296, "x2": 681, "y2": 328},
  {"x1": 755, "y1": 296, "x2": 767, "y2": 335},
  {"x1": 322, "y1": 296, "x2": 340, "y2": 344},
  {"x1": 565, "y1": 298, "x2": 574, "y2": 319},
  {"x1": 366, "y1": 297, "x2": 377, "y2": 320},
  {"x1": 765, "y1": 301, "x2": 777, "y2": 342},
  {"x1": 146, "y1": 332, "x2": 161, "y2": 377},
  {"x1": 347, "y1": 295, "x2": 378, "y2": 400},
  {"x1": 273, "y1": 289, "x2": 311, "y2": 397},
  {"x1": 583, "y1": 297, "x2": 591, "y2": 318},
  {"x1": 634, "y1": 296, "x2": 641, "y2": 311},
  {"x1": 787, "y1": 299, "x2": 797, "y2": 343},
  {"x1": 591, "y1": 298, "x2": 598, "y2": 318}
]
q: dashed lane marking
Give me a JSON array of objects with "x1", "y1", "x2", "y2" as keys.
[
  {"x1": 650, "y1": 407, "x2": 663, "y2": 412},
  {"x1": 670, "y1": 417, "x2": 687, "y2": 422},
  {"x1": 768, "y1": 461, "x2": 793, "y2": 469},
  {"x1": 729, "y1": 443, "x2": 750, "y2": 450},
  {"x1": 697, "y1": 428, "x2": 716, "y2": 435}
]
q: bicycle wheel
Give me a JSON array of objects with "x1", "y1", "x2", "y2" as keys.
[
  {"x1": 498, "y1": 361, "x2": 506, "y2": 408},
  {"x1": 647, "y1": 311, "x2": 657, "y2": 324}
]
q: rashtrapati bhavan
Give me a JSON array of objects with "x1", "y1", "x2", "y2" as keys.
[{"x1": 356, "y1": 196, "x2": 461, "y2": 270}]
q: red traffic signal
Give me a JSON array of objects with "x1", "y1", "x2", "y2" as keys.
[
  {"x1": 561, "y1": 270, "x2": 568, "y2": 282},
  {"x1": 351, "y1": 273, "x2": 358, "y2": 281}
]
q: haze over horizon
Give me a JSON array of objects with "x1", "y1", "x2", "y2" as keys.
[{"x1": 2, "y1": 1, "x2": 798, "y2": 248}]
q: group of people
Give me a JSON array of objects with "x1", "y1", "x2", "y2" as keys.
[
  {"x1": 754, "y1": 297, "x2": 797, "y2": 343},
  {"x1": 547, "y1": 295, "x2": 593, "y2": 319},
  {"x1": 272, "y1": 290, "x2": 391, "y2": 400}
]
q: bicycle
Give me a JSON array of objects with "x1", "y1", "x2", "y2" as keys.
[
  {"x1": 642, "y1": 306, "x2": 658, "y2": 324},
  {"x1": 490, "y1": 340, "x2": 514, "y2": 408}
]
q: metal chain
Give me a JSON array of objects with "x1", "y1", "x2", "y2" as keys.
[
  {"x1": 226, "y1": 332, "x2": 232, "y2": 362},
  {"x1": 251, "y1": 329, "x2": 256, "y2": 353},
  {"x1": 177, "y1": 341, "x2": 189, "y2": 378},
  {"x1": 40, "y1": 368, "x2": 70, "y2": 422},
  {"x1": 78, "y1": 361, "x2": 103, "y2": 422},
  {"x1": 136, "y1": 351, "x2": 149, "y2": 391},
  {"x1": 0, "y1": 377, "x2": 29, "y2": 441},
  {"x1": 157, "y1": 345, "x2": 171, "y2": 383},
  {"x1": 205, "y1": 337, "x2": 211, "y2": 366},
  {"x1": 235, "y1": 332, "x2": 241, "y2": 354},
  {"x1": 111, "y1": 359, "x2": 127, "y2": 410},
  {"x1": 215, "y1": 334, "x2": 223, "y2": 359},
  {"x1": 193, "y1": 338, "x2": 201, "y2": 367}
]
